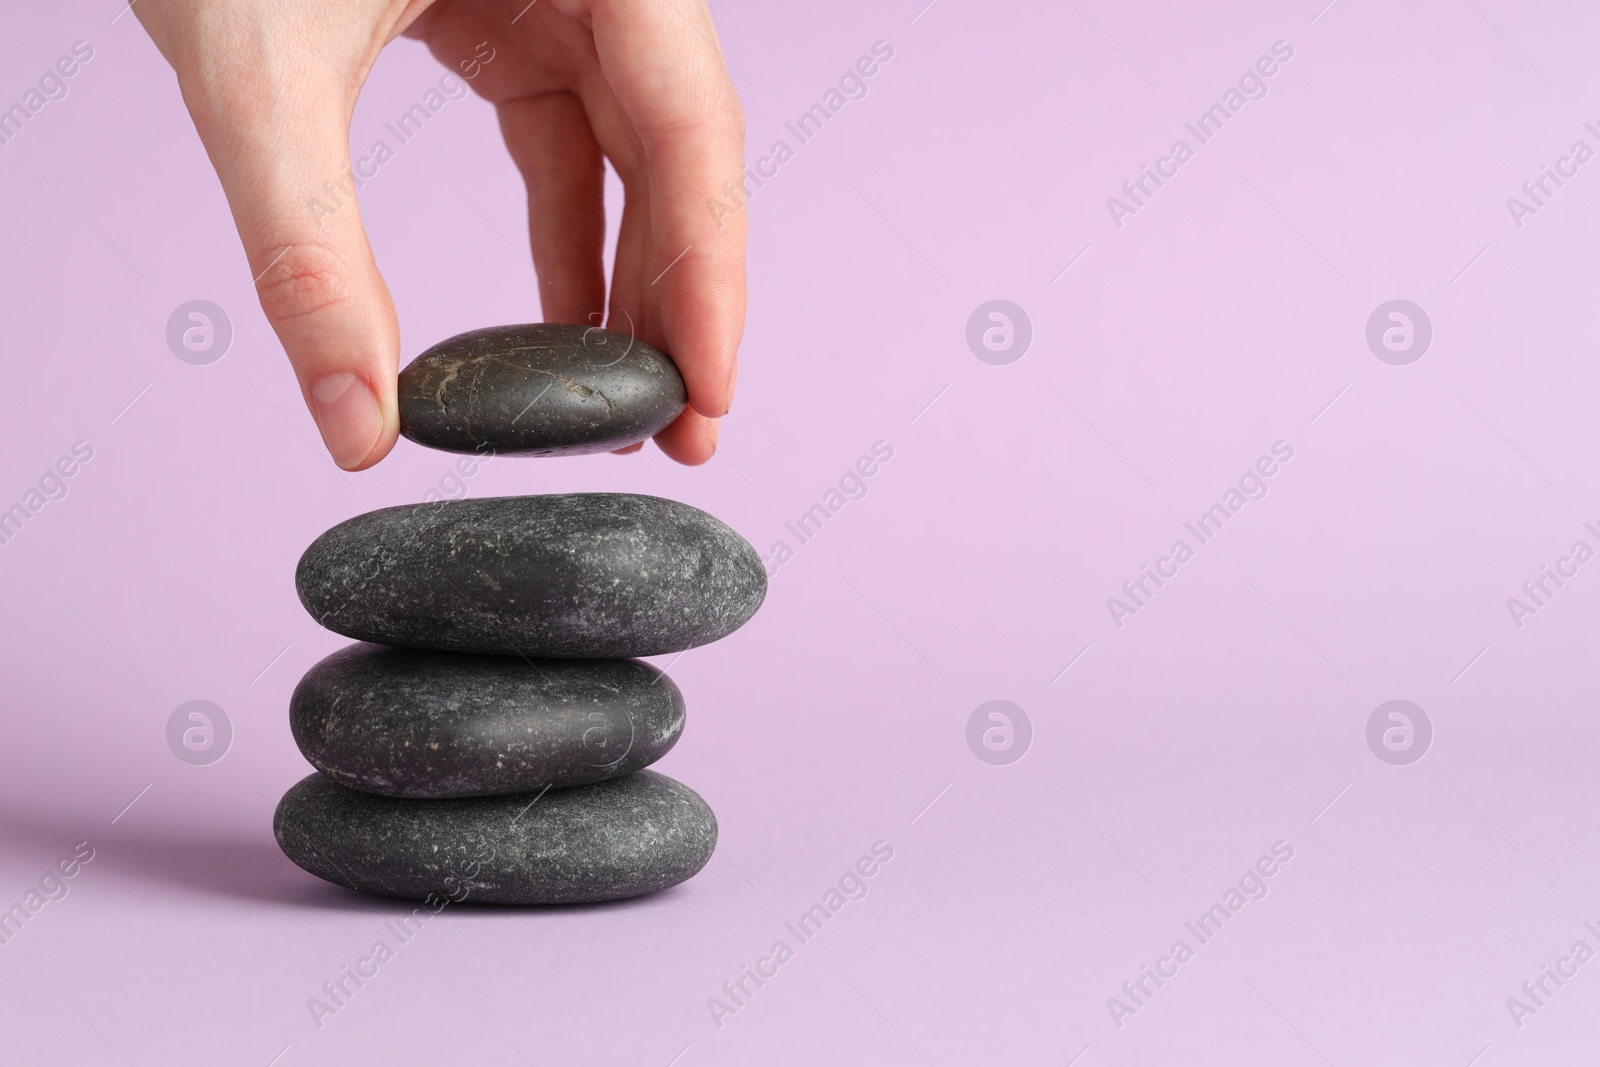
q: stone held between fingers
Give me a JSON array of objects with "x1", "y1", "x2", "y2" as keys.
[{"x1": 397, "y1": 323, "x2": 687, "y2": 458}]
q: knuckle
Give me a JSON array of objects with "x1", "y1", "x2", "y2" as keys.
[{"x1": 253, "y1": 242, "x2": 355, "y2": 324}]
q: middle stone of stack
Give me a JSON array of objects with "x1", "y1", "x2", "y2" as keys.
[{"x1": 290, "y1": 648, "x2": 684, "y2": 798}]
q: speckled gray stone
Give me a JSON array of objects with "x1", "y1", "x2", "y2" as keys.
[
  {"x1": 274, "y1": 769, "x2": 716, "y2": 904},
  {"x1": 296, "y1": 493, "x2": 766, "y2": 658},
  {"x1": 289, "y1": 644, "x2": 685, "y2": 798},
  {"x1": 397, "y1": 323, "x2": 686, "y2": 457}
]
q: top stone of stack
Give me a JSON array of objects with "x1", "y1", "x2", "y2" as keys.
[
  {"x1": 398, "y1": 323, "x2": 686, "y2": 457},
  {"x1": 295, "y1": 493, "x2": 766, "y2": 658}
]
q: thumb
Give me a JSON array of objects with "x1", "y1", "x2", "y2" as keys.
[{"x1": 187, "y1": 67, "x2": 399, "y2": 471}]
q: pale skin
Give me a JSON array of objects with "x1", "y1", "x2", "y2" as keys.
[{"x1": 136, "y1": 0, "x2": 746, "y2": 468}]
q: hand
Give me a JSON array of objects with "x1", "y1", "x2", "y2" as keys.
[{"x1": 136, "y1": 0, "x2": 745, "y2": 469}]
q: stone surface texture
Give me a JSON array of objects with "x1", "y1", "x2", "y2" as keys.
[
  {"x1": 289, "y1": 644, "x2": 685, "y2": 798},
  {"x1": 397, "y1": 323, "x2": 686, "y2": 457},
  {"x1": 274, "y1": 770, "x2": 717, "y2": 904},
  {"x1": 295, "y1": 493, "x2": 766, "y2": 658}
]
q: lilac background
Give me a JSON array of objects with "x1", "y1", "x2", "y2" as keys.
[{"x1": 4, "y1": 0, "x2": 1600, "y2": 1063}]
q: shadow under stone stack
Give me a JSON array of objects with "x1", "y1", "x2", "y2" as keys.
[{"x1": 271, "y1": 324, "x2": 765, "y2": 905}]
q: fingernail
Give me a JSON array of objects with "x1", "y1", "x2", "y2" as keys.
[
  {"x1": 309, "y1": 372, "x2": 382, "y2": 469},
  {"x1": 725, "y1": 361, "x2": 738, "y2": 414}
]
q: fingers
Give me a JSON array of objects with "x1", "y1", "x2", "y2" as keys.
[
  {"x1": 561, "y1": 0, "x2": 748, "y2": 423},
  {"x1": 498, "y1": 92, "x2": 607, "y2": 325},
  {"x1": 607, "y1": 170, "x2": 653, "y2": 343},
  {"x1": 499, "y1": 85, "x2": 705, "y2": 460},
  {"x1": 654, "y1": 405, "x2": 719, "y2": 465},
  {"x1": 611, "y1": 176, "x2": 717, "y2": 465},
  {"x1": 176, "y1": 42, "x2": 399, "y2": 471}
]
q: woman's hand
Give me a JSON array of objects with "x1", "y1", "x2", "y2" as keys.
[{"x1": 137, "y1": 0, "x2": 745, "y2": 469}]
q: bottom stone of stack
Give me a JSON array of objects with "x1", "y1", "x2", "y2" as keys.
[{"x1": 273, "y1": 770, "x2": 716, "y2": 905}]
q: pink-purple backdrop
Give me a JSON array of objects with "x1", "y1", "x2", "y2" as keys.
[{"x1": 4, "y1": 1, "x2": 1600, "y2": 1063}]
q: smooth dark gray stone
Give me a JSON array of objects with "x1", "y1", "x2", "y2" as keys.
[
  {"x1": 274, "y1": 770, "x2": 716, "y2": 904},
  {"x1": 290, "y1": 644, "x2": 685, "y2": 798},
  {"x1": 296, "y1": 494, "x2": 766, "y2": 658},
  {"x1": 398, "y1": 323, "x2": 686, "y2": 457}
]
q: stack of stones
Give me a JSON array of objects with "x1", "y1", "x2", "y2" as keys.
[{"x1": 272, "y1": 324, "x2": 765, "y2": 905}]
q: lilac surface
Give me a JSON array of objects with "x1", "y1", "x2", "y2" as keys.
[{"x1": 3, "y1": 1, "x2": 1600, "y2": 1063}]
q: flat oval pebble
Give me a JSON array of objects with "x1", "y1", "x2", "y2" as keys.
[
  {"x1": 274, "y1": 769, "x2": 716, "y2": 904},
  {"x1": 398, "y1": 323, "x2": 686, "y2": 457},
  {"x1": 296, "y1": 493, "x2": 766, "y2": 658},
  {"x1": 290, "y1": 644, "x2": 685, "y2": 798}
]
